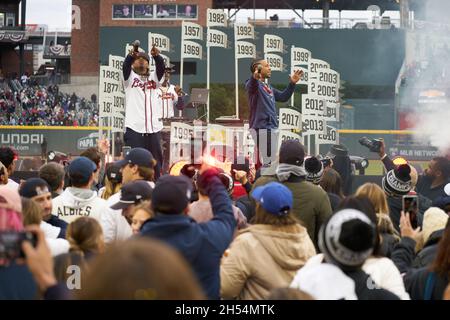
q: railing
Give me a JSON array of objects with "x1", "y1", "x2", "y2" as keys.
[
  {"x1": 238, "y1": 17, "x2": 401, "y2": 29},
  {"x1": 0, "y1": 29, "x2": 28, "y2": 42},
  {"x1": 43, "y1": 44, "x2": 72, "y2": 58}
]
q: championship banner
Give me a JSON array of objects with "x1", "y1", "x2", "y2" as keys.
[
  {"x1": 323, "y1": 101, "x2": 340, "y2": 121},
  {"x1": 301, "y1": 94, "x2": 327, "y2": 116},
  {"x1": 279, "y1": 108, "x2": 301, "y2": 130},
  {"x1": 111, "y1": 111, "x2": 125, "y2": 133},
  {"x1": 317, "y1": 125, "x2": 339, "y2": 144},
  {"x1": 124, "y1": 43, "x2": 144, "y2": 56},
  {"x1": 99, "y1": 66, "x2": 121, "y2": 117},
  {"x1": 264, "y1": 34, "x2": 284, "y2": 54},
  {"x1": 291, "y1": 47, "x2": 311, "y2": 66},
  {"x1": 182, "y1": 40, "x2": 203, "y2": 59},
  {"x1": 207, "y1": 9, "x2": 227, "y2": 27},
  {"x1": 207, "y1": 29, "x2": 228, "y2": 48},
  {"x1": 309, "y1": 58, "x2": 330, "y2": 74},
  {"x1": 302, "y1": 114, "x2": 327, "y2": 135},
  {"x1": 148, "y1": 33, "x2": 171, "y2": 52},
  {"x1": 278, "y1": 130, "x2": 303, "y2": 146},
  {"x1": 234, "y1": 23, "x2": 255, "y2": 40},
  {"x1": 264, "y1": 53, "x2": 284, "y2": 72},
  {"x1": 182, "y1": 21, "x2": 203, "y2": 41},
  {"x1": 170, "y1": 122, "x2": 194, "y2": 144},
  {"x1": 308, "y1": 79, "x2": 338, "y2": 101},
  {"x1": 235, "y1": 41, "x2": 256, "y2": 59},
  {"x1": 109, "y1": 55, "x2": 124, "y2": 72}
]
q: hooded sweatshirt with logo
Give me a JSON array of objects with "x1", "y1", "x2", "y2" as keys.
[
  {"x1": 52, "y1": 187, "x2": 107, "y2": 224},
  {"x1": 220, "y1": 224, "x2": 316, "y2": 300}
]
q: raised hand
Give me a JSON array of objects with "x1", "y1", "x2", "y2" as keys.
[
  {"x1": 290, "y1": 69, "x2": 304, "y2": 84},
  {"x1": 150, "y1": 44, "x2": 160, "y2": 57}
]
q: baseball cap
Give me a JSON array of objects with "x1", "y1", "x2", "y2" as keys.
[
  {"x1": 19, "y1": 178, "x2": 51, "y2": 199},
  {"x1": 135, "y1": 52, "x2": 150, "y2": 63},
  {"x1": 279, "y1": 140, "x2": 305, "y2": 166},
  {"x1": 110, "y1": 180, "x2": 153, "y2": 210},
  {"x1": 0, "y1": 185, "x2": 22, "y2": 213},
  {"x1": 68, "y1": 156, "x2": 97, "y2": 181},
  {"x1": 251, "y1": 182, "x2": 293, "y2": 216},
  {"x1": 116, "y1": 148, "x2": 154, "y2": 169},
  {"x1": 151, "y1": 174, "x2": 193, "y2": 214}
]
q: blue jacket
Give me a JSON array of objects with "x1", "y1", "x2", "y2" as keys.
[
  {"x1": 245, "y1": 77, "x2": 296, "y2": 130},
  {"x1": 140, "y1": 177, "x2": 236, "y2": 299},
  {"x1": 47, "y1": 214, "x2": 68, "y2": 239},
  {"x1": 0, "y1": 264, "x2": 38, "y2": 299}
]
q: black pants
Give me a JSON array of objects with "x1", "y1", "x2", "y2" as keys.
[{"x1": 124, "y1": 128, "x2": 163, "y2": 180}]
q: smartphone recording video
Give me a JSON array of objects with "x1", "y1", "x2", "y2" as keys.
[{"x1": 402, "y1": 195, "x2": 419, "y2": 229}]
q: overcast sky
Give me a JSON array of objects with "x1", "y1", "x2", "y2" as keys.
[
  {"x1": 26, "y1": 0, "x2": 72, "y2": 31},
  {"x1": 23, "y1": 0, "x2": 399, "y2": 32}
]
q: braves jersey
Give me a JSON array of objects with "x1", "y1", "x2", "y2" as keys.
[
  {"x1": 124, "y1": 69, "x2": 163, "y2": 134},
  {"x1": 157, "y1": 84, "x2": 179, "y2": 119}
]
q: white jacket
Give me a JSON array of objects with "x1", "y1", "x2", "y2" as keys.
[
  {"x1": 100, "y1": 192, "x2": 132, "y2": 243},
  {"x1": 40, "y1": 221, "x2": 70, "y2": 256},
  {"x1": 52, "y1": 187, "x2": 107, "y2": 224},
  {"x1": 300, "y1": 254, "x2": 410, "y2": 300}
]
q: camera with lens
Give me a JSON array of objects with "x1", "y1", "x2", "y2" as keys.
[
  {"x1": 317, "y1": 155, "x2": 332, "y2": 169},
  {"x1": 358, "y1": 136, "x2": 383, "y2": 153},
  {"x1": 0, "y1": 231, "x2": 37, "y2": 262}
]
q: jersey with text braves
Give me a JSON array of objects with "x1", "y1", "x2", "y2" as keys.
[
  {"x1": 124, "y1": 69, "x2": 162, "y2": 133},
  {"x1": 157, "y1": 84, "x2": 179, "y2": 119}
]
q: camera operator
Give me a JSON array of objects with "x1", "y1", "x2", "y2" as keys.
[
  {"x1": 378, "y1": 139, "x2": 450, "y2": 203},
  {"x1": 327, "y1": 144, "x2": 353, "y2": 196}
]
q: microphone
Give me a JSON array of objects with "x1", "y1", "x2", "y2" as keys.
[
  {"x1": 132, "y1": 40, "x2": 140, "y2": 53},
  {"x1": 257, "y1": 64, "x2": 262, "y2": 74}
]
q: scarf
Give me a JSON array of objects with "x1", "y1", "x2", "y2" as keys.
[{"x1": 276, "y1": 163, "x2": 307, "y2": 182}]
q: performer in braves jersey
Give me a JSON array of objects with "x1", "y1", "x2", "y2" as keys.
[
  {"x1": 158, "y1": 65, "x2": 186, "y2": 119},
  {"x1": 123, "y1": 42, "x2": 165, "y2": 179}
]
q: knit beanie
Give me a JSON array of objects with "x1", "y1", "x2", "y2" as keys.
[
  {"x1": 304, "y1": 156, "x2": 324, "y2": 185},
  {"x1": 422, "y1": 207, "x2": 449, "y2": 244},
  {"x1": 318, "y1": 209, "x2": 376, "y2": 270},
  {"x1": 382, "y1": 164, "x2": 412, "y2": 197}
]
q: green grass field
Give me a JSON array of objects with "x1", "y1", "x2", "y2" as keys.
[{"x1": 358, "y1": 160, "x2": 428, "y2": 176}]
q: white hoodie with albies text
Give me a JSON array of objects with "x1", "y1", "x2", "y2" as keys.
[{"x1": 52, "y1": 187, "x2": 107, "y2": 224}]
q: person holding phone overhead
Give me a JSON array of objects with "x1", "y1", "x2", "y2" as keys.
[{"x1": 245, "y1": 59, "x2": 303, "y2": 170}]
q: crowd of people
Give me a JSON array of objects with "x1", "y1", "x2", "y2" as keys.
[
  {"x1": 0, "y1": 138, "x2": 450, "y2": 301},
  {"x1": 0, "y1": 81, "x2": 98, "y2": 126}
]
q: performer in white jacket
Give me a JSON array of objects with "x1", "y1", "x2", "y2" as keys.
[{"x1": 52, "y1": 157, "x2": 107, "y2": 224}]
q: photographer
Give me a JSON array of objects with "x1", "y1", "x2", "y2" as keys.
[
  {"x1": 377, "y1": 139, "x2": 450, "y2": 202},
  {"x1": 326, "y1": 144, "x2": 353, "y2": 196}
]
